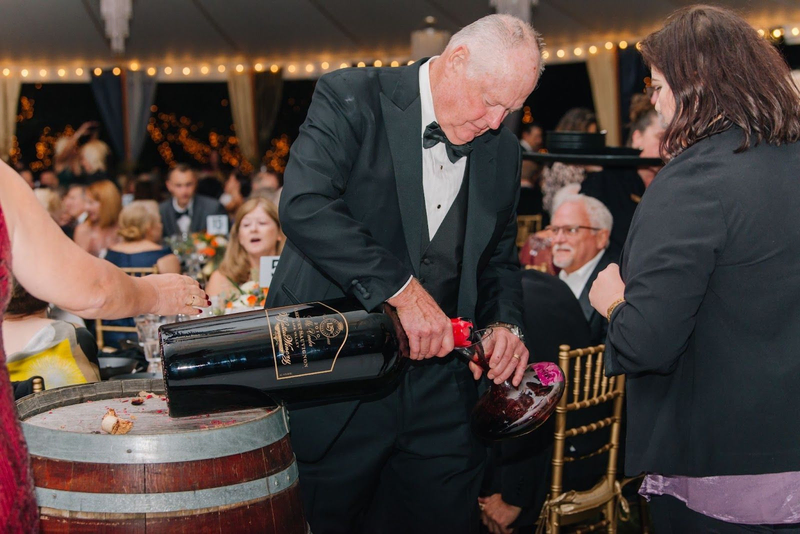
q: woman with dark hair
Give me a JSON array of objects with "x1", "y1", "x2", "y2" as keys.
[{"x1": 590, "y1": 5, "x2": 800, "y2": 532}]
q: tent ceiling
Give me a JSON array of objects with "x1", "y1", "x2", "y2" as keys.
[{"x1": 1, "y1": 0, "x2": 799, "y2": 67}]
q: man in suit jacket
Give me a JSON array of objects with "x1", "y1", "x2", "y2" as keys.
[
  {"x1": 480, "y1": 269, "x2": 593, "y2": 532},
  {"x1": 550, "y1": 194, "x2": 615, "y2": 344},
  {"x1": 158, "y1": 164, "x2": 226, "y2": 237},
  {"x1": 265, "y1": 14, "x2": 544, "y2": 534}
]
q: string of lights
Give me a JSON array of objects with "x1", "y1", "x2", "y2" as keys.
[{"x1": 0, "y1": 22, "x2": 795, "y2": 82}]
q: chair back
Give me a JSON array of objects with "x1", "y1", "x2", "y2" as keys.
[
  {"x1": 95, "y1": 265, "x2": 158, "y2": 350},
  {"x1": 516, "y1": 214, "x2": 543, "y2": 248},
  {"x1": 551, "y1": 344, "x2": 625, "y2": 497}
]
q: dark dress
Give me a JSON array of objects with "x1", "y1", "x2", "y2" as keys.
[
  {"x1": 0, "y1": 204, "x2": 39, "y2": 531},
  {"x1": 101, "y1": 247, "x2": 173, "y2": 347}
]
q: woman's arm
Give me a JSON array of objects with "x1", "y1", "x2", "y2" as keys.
[
  {"x1": 1, "y1": 163, "x2": 206, "y2": 319},
  {"x1": 597, "y1": 168, "x2": 726, "y2": 375}
]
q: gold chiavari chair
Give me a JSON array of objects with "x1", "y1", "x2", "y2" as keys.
[
  {"x1": 516, "y1": 214, "x2": 543, "y2": 248},
  {"x1": 95, "y1": 266, "x2": 158, "y2": 350},
  {"x1": 537, "y1": 344, "x2": 626, "y2": 534}
]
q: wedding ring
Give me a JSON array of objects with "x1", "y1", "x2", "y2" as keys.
[
  {"x1": 479, "y1": 503, "x2": 486, "y2": 511},
  {"x1": 186, "y1": 294, "x2": 196, "y2": 306},
  {"x1": 512, "y1": 353, "x2": 520, "y2": 360}
]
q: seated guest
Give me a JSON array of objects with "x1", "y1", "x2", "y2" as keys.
[
  {"x1": 33, "y1": 188, "x2": 65, "y2": 226},
  {"x1": 39, "y1": 170, "x2": 59, "y2": 189},
  {"x1": 220, "y1": 170, "x2": 252, "y2": 215},
  {"x1": 73, "y1": 179, "x2": 121, "y2": 257},
  {"x1": 580, "y1": 94, "x2": 665, "y2": 254},
  {"x1": 60, "y1": 184, "x2": 88, "y2": 239},
  {"x1": 549, "y1": 194, "x2": 614, "y2": 344},
  {"x1": 519, "y1": 122, "x2": 545, "y2": 217},
  {"x1": 3, "y1": 276, "x2": 100, "y2": 390},
  {"x1": 102, "y1": 200, "x2": 181, "y2": 347},
  {"x1": 480, "y1": 269, "x2": 601, "y2": 533},
  {"x1": 106, "y1": 201, "x2": 180, "y2": 274},
  {"x1": 205, "y1": 197, "x2": 283, "y2": 299},
  {"x1": 159, "y1": 164, "x2": 227, "y2": 236}
]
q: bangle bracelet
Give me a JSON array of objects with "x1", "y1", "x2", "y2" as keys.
[{"x1": 606, "y1": 298, "x2": 626, "y2": 321}]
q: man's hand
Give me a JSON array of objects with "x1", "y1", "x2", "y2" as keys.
[
  {"x1": 479, "y1": 494, "x2": 521, "y2": 534},
  {"x1": 386, "y1": 278, "x2": 453, "y2": 360},
  {"x1": 469, "y1": 326, "x2": 529, "y2": 387}
]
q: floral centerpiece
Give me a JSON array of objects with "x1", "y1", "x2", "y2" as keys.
[
  {"x1": 165, "y1": 232, "x2": 228, "y2": 281},
  {"x1": 213, "y1": 281, "x2": 269, "y2": 315}
]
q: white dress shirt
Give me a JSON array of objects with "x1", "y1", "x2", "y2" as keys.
[
  {"x1": 558, "y1": 249, "x2": 606, "y2": 299},
  {"x1": 389, "y1": 58, "x2": 470, "y2": 299},
  {"x1": 172, "y1": 197, "x2": 195, "y2": 235},
  {"x1": 419, "y1": 57, "x2": 468, "y2": 241}
]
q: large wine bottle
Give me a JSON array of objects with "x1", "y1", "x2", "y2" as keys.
[{"x1": 161, "y1": 299, "x2": 474, "y2": 417}]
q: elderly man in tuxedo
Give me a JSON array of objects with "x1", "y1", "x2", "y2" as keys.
[
  {"x1": 549, "y1": 194, "x2": 615, "y2": 344},
  {"x1": 265, "y1": 13, "x2": 544, "y2": 534},
  {"x1": 158, "y1": 164, "x2": 226, "y2": 236}
]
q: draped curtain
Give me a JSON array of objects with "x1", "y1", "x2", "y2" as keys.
[
  {"x1": 125, "y1": 71, "x2": 157, "y2": 168},
  {"x1": 90, "y1": 70, "x2": 125, "y2": 159},
  {"x1": 617, "y1": 48, "x2": 650, "y2": 145},
  {"x1": 254, "y1": 70, "x2": 283, "y2": 160},
  {"x1": 586, "y1": 52, "x2": 621, "y2": 147},
  {"x1": 227, "y1": 72, "x2": 259, "y2": 166},
  {"x1": 0, "y1": 78, "x2": 21, "y2": 161}
]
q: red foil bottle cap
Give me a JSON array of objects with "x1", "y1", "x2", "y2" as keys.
[{"x1": 451, "y1": 318, "x2": 474, "y2": 348}]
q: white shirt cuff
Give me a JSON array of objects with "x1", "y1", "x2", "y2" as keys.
[{"x1": 388, "y1": 275, "x2": 414, "y2": 301}]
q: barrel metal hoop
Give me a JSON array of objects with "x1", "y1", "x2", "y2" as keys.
[
  {"x1": 22, "y1": 410, "x2": 289, "y2": 464},
  {"x1": 34, "y1": 461, "x2": 298, "y2": 513}
]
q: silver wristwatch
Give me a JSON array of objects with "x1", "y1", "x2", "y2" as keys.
[{"x1": 490, "y1": 322, "x2": 525, "y2": 342}]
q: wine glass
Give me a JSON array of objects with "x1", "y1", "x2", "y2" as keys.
[
  {"x1": 455, "y1": 328, "x2": 565, "y2": 440},
  {"x1": 135, "y1": 314, "x2": 176, "y2": 374}
]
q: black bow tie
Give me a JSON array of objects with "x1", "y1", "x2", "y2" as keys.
[
  {"x1": 175, "y1": 207, "x2": 191, "y2": 219},
  {"x1": 423, "y1": 121, "x2": 473, "y2": 163}
]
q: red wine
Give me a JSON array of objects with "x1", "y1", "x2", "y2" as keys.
[{"x1": 161, "y1": 299, "x2": 473, "y2": 417}]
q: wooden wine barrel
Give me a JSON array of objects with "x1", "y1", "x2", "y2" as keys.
[{"x1": 16, "y1": 379, "x2": 307, "y2": 533}]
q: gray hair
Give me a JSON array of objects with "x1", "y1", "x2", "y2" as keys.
[
  {"x1": 554, "y1": 194, "x2": 613, "y2": 233},
  {"x1": 445, "y1": 14, "x2": 545, "y2": 79}
]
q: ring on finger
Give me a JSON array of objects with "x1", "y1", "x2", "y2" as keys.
[{"x1": 512, "y1": 353, "x2": 520, "y2": 360}]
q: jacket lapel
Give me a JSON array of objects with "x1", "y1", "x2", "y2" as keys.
[
  {"x1": 458, "y1": 132, "x2": 500, "y2": 310},
  {"x1": 380, "y1": 62, "x2": 425, "y2": 275}
]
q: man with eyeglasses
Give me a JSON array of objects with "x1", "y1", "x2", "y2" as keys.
[{"x1": 548, "y1": 194, "x2": 614, "y2": 344}]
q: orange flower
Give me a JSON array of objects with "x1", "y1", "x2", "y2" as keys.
[
  {"x1": 210, "y1": 238, "x2": 218, "y2": 247},
  {"x1": 247, "y1": 295, "x2": 258, "y2": 306},
  {"x1": 201, "y1": 247, "x2": 216, "y2": 256},
  {"x1": 261, "y1": 287, "x2": 269, "y2": 295},
  {"x1": 226, "y1": 301, "x2": 234, "y2": 308}
]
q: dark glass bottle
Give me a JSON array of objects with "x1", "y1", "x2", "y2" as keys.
[{"x1": 161, "y1": 299, "x2": 474, "y2": 417}]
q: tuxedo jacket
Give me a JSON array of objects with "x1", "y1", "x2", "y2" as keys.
[
  {"x1": 482, "y1": 270, "x2": 593, "y2": 526},
  {"x1": 158, "y1": 194, "x2": 226, "y2": 236},
  {"x1": 577, "y1": 248, "x2": 617, "y2": 345},
  {"x1": 266, "y1": 60, "x2": 524, "y2": 462}
]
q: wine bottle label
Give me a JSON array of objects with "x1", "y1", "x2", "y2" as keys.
[{"x1": 266, "y1": 302, "x2": 349, "y2": 380}]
